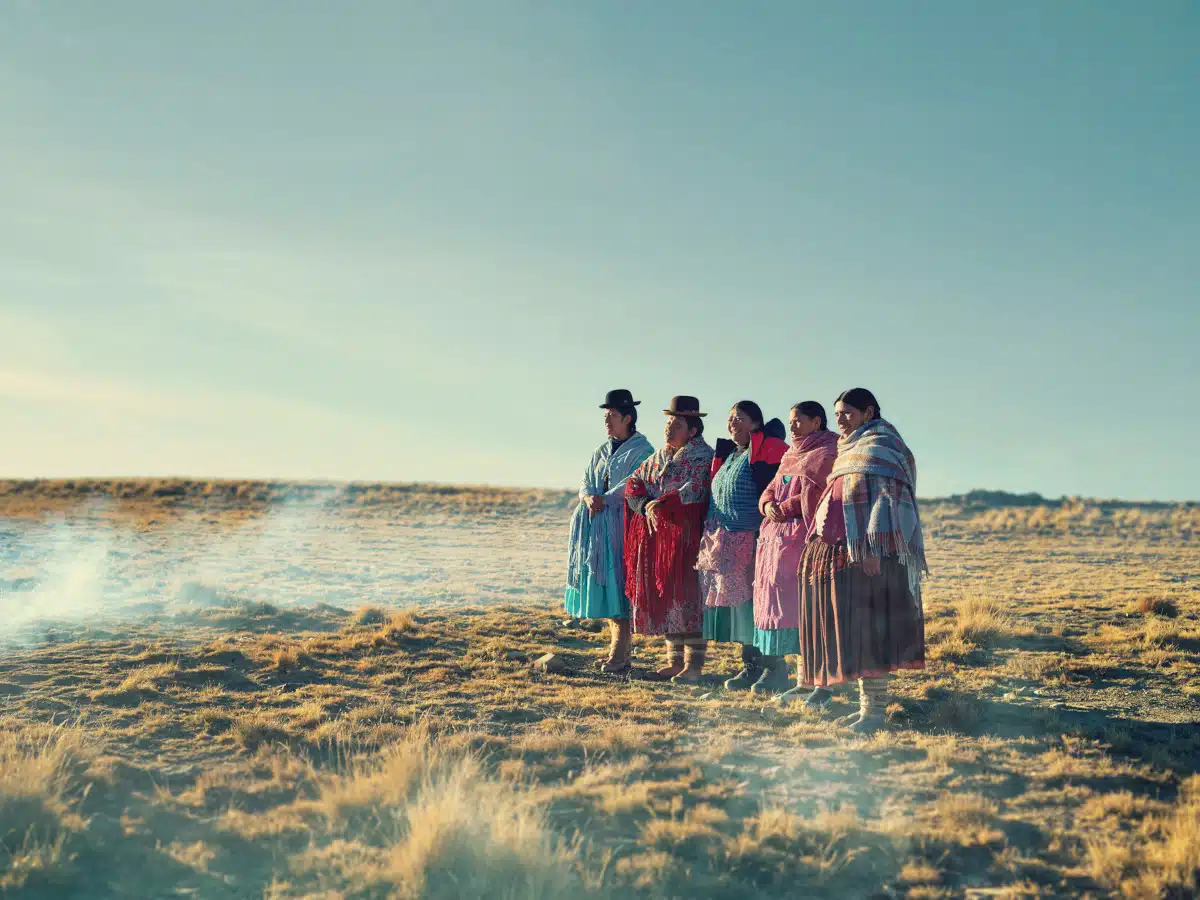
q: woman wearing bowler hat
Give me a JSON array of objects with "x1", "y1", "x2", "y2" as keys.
[
  {"x1": 565, "y1": 389, "x2": 655, "y2": 673},
  {"x1": 624, "y1": 396, "x2": 714, "y2": 681}
]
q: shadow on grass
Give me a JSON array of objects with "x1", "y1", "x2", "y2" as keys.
[{"x1": 906, "y1": 686, "x2": 1200, "y2": 777}]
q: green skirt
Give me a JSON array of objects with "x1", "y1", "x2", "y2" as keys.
[
  {"x1": 564, "y1": 562, "x2": 628, "y2": 620},
  {"x1": 754, "y1": 627, "x2": 801, "y2": 656},
  {"x1": 702, "y1": 603, "x2": 756, "y2": 644}
]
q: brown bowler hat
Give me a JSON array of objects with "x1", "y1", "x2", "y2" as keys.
[{"x1": 662, "y1": 395, "x2": 706, "y2": 418}]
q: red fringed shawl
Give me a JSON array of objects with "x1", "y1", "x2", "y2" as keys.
[
  {"x1": 623, "y1": 437, "x2": 714, "y2": 635},
  {"x1": 624, "y1": 490, "x2": 708, "y2": 633}
]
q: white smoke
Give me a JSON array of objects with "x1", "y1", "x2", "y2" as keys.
[{"x1": 0, "y1": 486, "x2": 565, "y2": 648}]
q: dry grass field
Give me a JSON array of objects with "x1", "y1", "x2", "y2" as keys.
[{"x1": 0, "y1": 480, "x2": 1197, "y2": 899}]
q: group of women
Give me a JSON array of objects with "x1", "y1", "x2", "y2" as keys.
[{"x1": 564, "y1": 388, "x2": 927, "y2": 735}]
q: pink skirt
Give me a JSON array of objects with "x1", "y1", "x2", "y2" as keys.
[
  {"x1": 753, "y1": 518, "x2": 806, "y2": 630},
  {"x1": 695, "y1": 525, "x2": 756, "y2": 608}
]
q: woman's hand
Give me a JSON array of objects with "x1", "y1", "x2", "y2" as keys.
[
  {"x1": 860, "y1": 555, "x2": 882, "y2": 577},
  {"x1": 764, "y1": 501, "x2": 784, "y2": 524},
  {"x1": 586, "y1": 494, "x2": 605, "y2": 516},
  {"x1": 645, "y1": 499, "x2": 660, "y2": 534}
]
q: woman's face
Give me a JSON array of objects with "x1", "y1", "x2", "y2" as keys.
[
  {"x1": 789, "y1": 410, "x2": 821, "y2": 442},
  {"x1": 604, "y1": 408, "x2": 632, "y2": 440},
  {"x1": 727, "y1": 407, "x2": 755, "y2": 447},
  {"x1": 664, "y1": 415, "x2": 694, "y2": 449},
  {"x1": 834, "y1": 401, "x2": 872, "y2": 436}
]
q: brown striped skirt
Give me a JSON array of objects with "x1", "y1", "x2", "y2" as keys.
[{"x1": 798, "y1": 540, "x2": 925, "y2": 687}]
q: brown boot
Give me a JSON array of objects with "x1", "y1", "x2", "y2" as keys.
[
  {"x1": 671, "y1": 637, "x2": 707, "y2": 684},
  {"x1": 654, "y1": 637, "x2": 685, "y2": 679},
  {"x1": 598, "y1": 619, "x2": 632, "y2": 674},
  {"x1": 595, "y1": 620, "x2": 619, "y2": 669}
]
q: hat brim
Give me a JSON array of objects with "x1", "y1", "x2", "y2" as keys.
[
  {"x1": 599, "y1": 401, "x2": 641, "y2": 409},
  {"x1": 663, "y1": 410, "x2": 706, "y2": 417}
]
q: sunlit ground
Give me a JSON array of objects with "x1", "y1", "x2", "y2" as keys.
[{"x1": 1, "y1": 481, "x2": 1197, "y2": 898}]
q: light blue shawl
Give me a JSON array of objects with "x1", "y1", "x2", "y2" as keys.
[{"x1": 566, "y1": 432, "x2": 654, "y2": 590}]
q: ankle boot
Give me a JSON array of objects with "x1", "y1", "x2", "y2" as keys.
[
  {"x1": 847, "y1": 676, "x2": 889, "y2": 734},
  {"x1": 724, "y1": 643, "x2": 763, "y2": 691},
  {"x1": 800, "y1": 686, "x2": 834, "y2": 710},
  {"x1": 671, "y1": 637, "x2": 707, "y2": 684},
  {"x1": 749, "y1": 655, "x2": 791, "y2": 695},
  {"x1": 598, "y1": 620, "x2": 632, "y2": 674},
  {"x1": 596, "y1": 620, "x2": 619, "y2": 669},
  {"x1": 654, "y1": 637, "x2": 685, "y2": 680}
]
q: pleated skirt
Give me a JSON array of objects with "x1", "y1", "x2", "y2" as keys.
[{"x1": 798, "y1": 541, "x2": 925, "y2": 687}]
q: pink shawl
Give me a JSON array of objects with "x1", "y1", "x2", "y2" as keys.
[{"x1": 775, "y1": 429, "x2": 839, "y2": 523}]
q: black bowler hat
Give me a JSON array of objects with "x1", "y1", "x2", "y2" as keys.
[
  {"x1": 600, "y1": 389, "x2": 641, "y2": 409},
  {"x1": 662, "y1": 395, "x2": 706, "y2": 418}
]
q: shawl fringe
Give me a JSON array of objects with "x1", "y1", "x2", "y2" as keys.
[{"x1": 801, "y1": 538, "x2": 924, "y2": 613}]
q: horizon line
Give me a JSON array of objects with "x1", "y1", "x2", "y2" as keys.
[{"x1": 0, "y1": 476, "x2": 1195, "y2": 507}]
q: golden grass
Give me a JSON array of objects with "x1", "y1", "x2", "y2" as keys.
[
  {"x1": 353, "y1": 605, "x2": 390, "y2": 626},
  {"x1": 273, "y1": 727, "x2": 580, "y2": 898},
  {"x1": 1136, "y1": 595, "x2": 1179, "y2": 618},
  {"x1": 951, "y1": 591, "x2": 1014, "y2": 644},
  {"x1": 0, "y1": 478, "x2": 575, "y2": 521},
  {"x1": 952, "y1": 497, "x2": 1200, "y2": 538},
  {"x1": 0, "y1": 488, "x2": 1196, "y2": 897},
  {"x1": 1087, "y1": 775, "x2": 1200, "y2": 896},
  {"x1": 0, "y1": 726, "x2": 91, "y2": 891}
]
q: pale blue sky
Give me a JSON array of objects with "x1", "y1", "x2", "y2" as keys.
[{"x1": 1, "y1": 2, "x2": 1196, "y2": 499}]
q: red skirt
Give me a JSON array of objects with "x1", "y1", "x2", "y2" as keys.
[
  {"x1": 798, "y1": 540, "x2": 925, "y2": 686},
  {"x1": 625, "y1": 503, "x2": 706, "y2": 635}
]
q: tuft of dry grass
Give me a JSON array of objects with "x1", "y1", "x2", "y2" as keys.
[
  {"x1": 1136, "y1": 595, "x2": 1179, "y2": 618},
  {"x1": 386, "y1": 609, "x2": 418, "y2": 634},
  {"x1": 272, "y1": 728, "x2": 580, "y2": 899},
  {"x1": 354, "y1": 605, "x2": 390, "y2": 626},
  {"x1": 269, "y1": 644, "x2": 313, "y2": 674},
  {"x1": 951, "y1": 592, "x2": 1014, "y2": 645},
  {"x1": 231, "y1": 713, "x2": 294, "y2": 752},
  {"x1": 898, "y1": 861, "x2": 942, "y2": 885},
  {"x1": 928, "y1": 633, "x2": 977, "y2": 663},
  {"x1": 119, "y1": 661, "x2": 180, "y2": 692},
  {"x1": 0, "y1": 726, "x2": 91, "y2": 891},
  {"x1": 1006, "y1": 653, "x2": 1069, "y2": 682},
  {"x1": 1142, "y1": 618, "x2": 1182, "y2": 648}
]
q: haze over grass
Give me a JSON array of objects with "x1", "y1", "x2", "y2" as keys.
[{"x1": 0, "y1": 482, "x2": 1197, "y2": 895}]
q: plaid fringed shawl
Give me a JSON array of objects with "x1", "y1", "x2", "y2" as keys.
[{"x1": 827, "y1": 418, "x2": 928, "y2": 587}]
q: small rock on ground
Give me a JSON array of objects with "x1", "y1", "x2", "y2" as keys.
[{"x1": 534, "y1": 653, "x2": 569, "y2": 674}]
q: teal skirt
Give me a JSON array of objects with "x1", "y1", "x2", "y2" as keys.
[
  {"x1": 754, "y1": 627, "x2": 801, "y2": 656},
  {"x1": 564, "y1": 563, "x2": 628, "y2": 620},
  {"x1": 702, "y1": 603, "x2": 756, "y2": 644}
]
